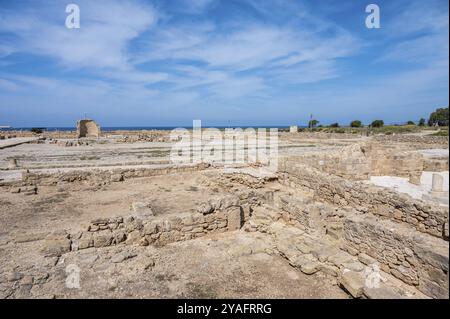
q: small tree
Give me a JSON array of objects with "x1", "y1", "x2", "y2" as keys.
[
  {"x1": 418, "y1": 118, "x2": 426, "y2": 126},
  {"x1": 308, "y1": 119, "x2": 319, "y2": 128},
  {"x1": 350, "y1": 120, "x2": 362, "y2": 128},
  {"x1": 428, "y1": 107, "x2": 449, "y2": 126},
  {"x1": 406, "y1": 121, "x2": 415, "y2": 125},
  {"x1": 30, "y1": 128, "x2": 44, "y2": 134},
  {"x1": 329, "y1": 123, "x2": 339, "y2": 128},
  {"x1": 371, "y1": 120, "x2": 384, "y2": 128}
]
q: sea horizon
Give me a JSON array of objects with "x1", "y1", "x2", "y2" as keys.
[{"x1": 0, "y1": 125, "x2": 296, "y2": 132}]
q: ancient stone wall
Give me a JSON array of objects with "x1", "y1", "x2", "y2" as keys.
[
  {"x1": 282, "y1": 142, "x2": 429, "y2": 182},
  {"x1": 76, "y1": 119, "x2": 100, "y2": 138},
  {"x1": 279, "y1": 163, "x2": 449, "y2": 239},
  {"x1": 423, "y1": 158, "x2": 449, "y2": 172},
  {"x1": 283, "y1": 144, "x2": 370, "y2": 180},
  {"x1": 16, "y1": 163, "x2": 212, "y2": 186},
  {"x1": 373, "y1": 135, "x2": 449, "y2": 149},
  {"x1": 343, "y1": 214, "x2": 449, "y2": 299},
  {"x1": 282, "y1": 132, "x2": 362, "y2": 139},
  {"x1": 360, "y1": 143, "x2": 424, "y2": 178},
  {"x1": 43, "y1": 197, "x2": 252, "y2": 256},
  {"x1": 274, "y1": 175, "x2": 449, "y2": 298}
]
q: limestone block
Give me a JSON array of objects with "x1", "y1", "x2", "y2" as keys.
[
  {"x1": 93, "y1": 232, "x2": 113, "y2": 248},
  {"x1": 227, "y1": 206, "x2": 244, "y2": 231},
  {"x1": 76, "y1": 119, "x2": 100, "y2": 138},
  {"x1": 41, "y1": 239, "x2": 71, "y2": 257},
  {"x1": 339, "y1": 271, "x2": 365, "y2": 298}
]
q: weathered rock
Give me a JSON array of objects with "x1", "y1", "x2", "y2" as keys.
[
  {"x1": 113, "y1": 231, "x2": 127, "y2": 244},
  {"x1": 110, "y1": 174, "x2": 124, "y2": 182},
  {"x1": 93, "y1": 232, "x2": 113, "y2": 248},
  {"x1": 358, "y1": 253, "x2": 379, "y2": 266},
  {"x1": 227, "y1": 206, "x2": 244, "y2": 230},
  {"x1": 342, "y1": 261, "x2": 365, "y2": 272},
  {"x1": 15, "y1": 232, "x2": 49, "y2": 243},
  {"x1": 6, "y1": 271, "x2": 23, "y2": 282},
  {"x1": 301, "y1": 262, "x2": 320, "y2": 275},
  {"x1": 339, "y1": 271, "x2": 365, "y2": 298},
  {"x1": 112, "y1": 252, "x2": 137, "y2": 263},
  {"x1": 363, "y1": 286, "x2": 405, "y2": 299},
  {"x1": 78, "y1": 233, "x2": 94, "y2": 249},
  {"x1": 10, "y1": 187, "x2": 21, "y2": 194},
  {"x1": 41, "y1": 238, "x2": 71, "y2": 257},
  {"x1": 125, "y1": 230, "x2": 141, "y2": 245},
  {"x1": 198, "y1": 203, "x2": 214, "y2": 215}
]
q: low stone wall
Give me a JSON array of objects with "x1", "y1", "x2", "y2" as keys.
[
  {"x1": 423, "y1": 158, "x2": 449, "y2": 172},
  {"x1": 43, "y1": 205, "x2": 248, "y2": 257},
  {"x1": 343, "y1": 214, "x2": 449, "y2": 299},
  {"x1": 279, "y1": 144, "x2": 370, "y2": 180},
  {"x1": 274, "y1": 188, "x2": 449, "y2": 298},
  {"x1": 279, "y1": 164, "x2": 449, "y2": 239},
  {"x1": 362, "y1": 143, "x2": 424, "y2": 178},
  {"x1": 283, "y1": 132, "x2": 362, "y2": 139},
  {"x1": 279, "y1": 142, "x2": 429, "y2": 182},
  {"x1": 18, "y1": 163, "x2": 211, "y2": 186},
  {"x1": 373, "y1": 135, "x2": 449, "y2": 148}
]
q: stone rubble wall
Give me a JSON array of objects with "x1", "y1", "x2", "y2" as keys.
[
  {"x1": 343, "y1": 214, "x2": 449, "y2": 299},
  {"x1": 281, "y1": 144, "x2": 370, "y2": 180},
  {"x1": 423, "y1": 158, "x2": 449, "y2": 172},
  {"x1": 373, "y1": 135, "x2": 449, "y2": 149},
  {"x1": 43, "y1": 203, "x2": 250, "y2": 258},
  {"x1": 246, "y1": 206, "x2": 430, "y2": 299},
  {"x1": 17, "y1": 163, "x2": 212, "y2": 186},
  {"x1": 42, "y1": 192, "x2": 268, "y2": 256},
  {"x1": 271, "y1": 188, "x2": 449, "y2": 298},
  {"x1": 275, "y1": 194, "x2": 348, "y2": 240},
  {"x1": 282, "y1": 132, "x2": 362, "y2": 139},
  {"x1": 280, "y1": 142, "x2": 431, "y2": 182},
  {"x1": 360, "y1": 143, "x2": 425, "y2": 179},
  {"x1": 279, "y1": 163, "x2": 449, "y2": 239}
]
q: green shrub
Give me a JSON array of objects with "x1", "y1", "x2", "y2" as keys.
[
  {"x1": 371, "y1": 120, "x2": 384, "y2": 128},
  {"x1": 30, "y1": 128, "x2": 45, "y2": 134},
  {"x1": 350, "y1": 120, "x2": 362, "y2": 128},
  {"x1": 428, "y1": 107, "x2": 449, "y2": 126},
  {"x1": 418, "y1": 118, "x2": 426, "y2": 126}
]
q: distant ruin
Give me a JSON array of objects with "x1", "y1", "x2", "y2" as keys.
[{"x1": 76, "y1": 119, "x2": 100, "y2": 138}]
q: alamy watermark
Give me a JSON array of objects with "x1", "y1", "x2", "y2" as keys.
[
  {"x1": 65, "y1": 4, "x2": 80, "y2": 29},
  {"x1": 366, "y1": 4, "x2": 381, "y2": 29},
  {"x1": 65, "y1": 3, "x2": 380, "y2": 29},
  {"x1": 65, "y1": 264, "x2": 81, "y2": 289},
  {"x1": 364, "y1": 264, "x2": 384, "y2": 289},
  {"x1": 169, "y1": 120, "x2": 279, "y2": 173}
]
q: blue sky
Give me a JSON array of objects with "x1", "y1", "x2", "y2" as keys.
[{"x1": 0, "y1": 0, "x2": 448, "y2": 127}]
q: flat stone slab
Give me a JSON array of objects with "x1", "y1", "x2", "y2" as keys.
[{"x1": 0, "y1": 137, "x2": 41, "y2": 149}]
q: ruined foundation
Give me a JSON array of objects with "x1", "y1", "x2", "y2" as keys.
[
  {"x1": 76, "y1": 119, "x2": 100, "y2": 138},
  {"x1": 0, "y1": 131, "x2": 448, "y2": 299}
]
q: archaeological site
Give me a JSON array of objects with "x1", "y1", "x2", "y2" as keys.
[
  {"x1": 0, "y1": 0, "x2": 448, "y2": 306},
  {"x1": 0, "y1": 128, "x2": 448, "y2": 299}
]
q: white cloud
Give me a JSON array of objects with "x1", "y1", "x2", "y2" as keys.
[
  {"x1": 177, "y1": 0, "x2": 217, "y2": 14},
  {"x1": 0, "y1": 0, "x2": 159, "y2": 71}
]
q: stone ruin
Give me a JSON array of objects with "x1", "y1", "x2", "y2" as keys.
[
  {"x1": 0, "y1": 132, "x2": 448, "y2": 299},
  {"x1": 76, "y1": 119, "x2": 100, "y2": 138}
]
